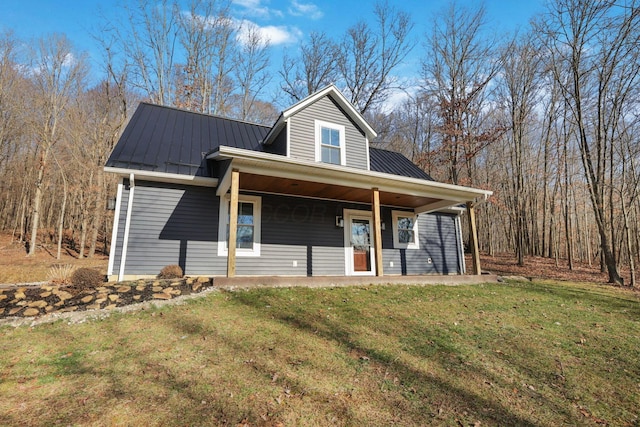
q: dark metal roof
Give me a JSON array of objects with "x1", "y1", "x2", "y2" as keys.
[
  {"x1": 106, "y1": 102, "x2": 271, "y2": 177},
  {"x1": 107, "y1": 102, "x2": 433, "y2": 182},
  {"x1": 369, "y1": 148, "x2": 434, "y2": 181}
]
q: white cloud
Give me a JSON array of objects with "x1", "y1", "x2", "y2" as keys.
[
  {"x1": 62, "y1": 52, "x2": 77, "y2": 68},
  {"x1": 236, "y1": 19, "x2": 302, "y2": 46},
  {"x1": 232, "y1": 0, "x2": 283, "y2": 19},
  {"x1": 379, "y1": 81, "x2": 420, "y2": 114},
  {"x1": 259, "y1": 24, "x2": 302, "y2": 44},
  {"x1": 28, "y1": 52, "x2": 78, "y2": 77},
  {"x1": 288, "y1": 0, "x2": 323, "y2": 20}
]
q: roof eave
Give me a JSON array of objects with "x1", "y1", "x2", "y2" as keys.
[
  {"x1": 207, "y1": 146, "x2": 492, "y2": 205},
  {"x1": 260, "y1": 112, "x2": 285, "y2": 146},
  {"x1": 104, "y1": 166, "x2": 219, "y2": 188},
  {"x1": 265, "y1": 85, "x2": 378, "y2": 143}
]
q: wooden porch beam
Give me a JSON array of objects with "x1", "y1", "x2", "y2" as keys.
[
  {"x1": 372, "y1": 187, "x2": 384, "y2": 276},
  {"x1": 216, "y1": 164, "x2": 232, "y2": 196},
  {"x1": 466, "y1": 201, "x2": 482, "y2": 275},
  {"x1": 227, "y1": 169, "x2": 240, "y2": 278},
  {"x1": 414, "y1": 199, "x2": 459, "y2": 214}
]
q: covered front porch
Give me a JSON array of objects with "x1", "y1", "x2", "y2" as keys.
[{"x1": 209, "y1": 147, "x2": 492, "y2": 279}]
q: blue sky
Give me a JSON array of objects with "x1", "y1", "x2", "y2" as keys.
[{"x1": 0, "y1": 0, "x2": 545, "y2": 98}]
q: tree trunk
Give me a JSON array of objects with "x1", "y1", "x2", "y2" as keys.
[
  {"x1": 622, "y1": 199, "x2": 635, "y2": 287},
  {"x1": 56, "y1": 181, "x2": 67, "y2": 260},
  {"x1": 88, "y1": 171, "x2": 105, "y2": 258},
  {"x1": 28, "y1": 148, "x2": 48, "y2": 256}
]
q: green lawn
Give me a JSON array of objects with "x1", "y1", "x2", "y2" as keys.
[{"x1": 1, "y1": 280, "x2": 639, "y2": 426}]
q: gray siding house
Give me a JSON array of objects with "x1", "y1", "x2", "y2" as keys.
[{"x1": 105, "y1": 85, "x2": 491, "y2": 281}]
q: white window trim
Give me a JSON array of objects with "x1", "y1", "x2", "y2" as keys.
[
  {"x1": 218, "y1": 194, "x2": 262, "y2": 257},
  {"x1": 392, "y1": 210, "x2": 420, "y2": 250},
  {"x1": 315, "y1": 119, "x2": 346, "y2": 166}
]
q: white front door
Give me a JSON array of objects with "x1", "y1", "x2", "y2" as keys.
[{"x1": 344, "y1": 210, "x2": 376, "y2": 276}]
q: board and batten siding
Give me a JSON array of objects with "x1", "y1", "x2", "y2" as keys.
[
  {"x1": 288, "y1": 95, "x2": 368, "y2": 170},
  {"x1": 112, "y1": 180, "x2": 223, "y2": 277},
  {"x1": 235, "y1": 193, "x2": 346, "y2": 276},
  {"x1": 111, "y1": 181, "x2": 463, "y2": 277},
  {"x1": 381, "y1": 212, "x2": 463, "y2": 275}
]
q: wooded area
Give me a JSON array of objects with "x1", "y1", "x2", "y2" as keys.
[{"x1": 0, "y1": 0, "x2": 638, "y2": 286}]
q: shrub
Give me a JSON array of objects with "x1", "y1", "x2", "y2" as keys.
[
  {"x1": 158, "y1": 264, "x2": 183, "y2": 279},
  {"x1": 70, "y1": 268, "x2": 104, "y2": 290},
  {"x1": 48, "y1": 264, "x2": 75, "y2": 285}
]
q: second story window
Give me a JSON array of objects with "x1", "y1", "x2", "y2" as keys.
[{"x1": 315, "y1": 120, "x2": 345, "y2": 165}]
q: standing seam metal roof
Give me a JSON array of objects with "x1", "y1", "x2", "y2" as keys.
[
  {"x1": 106, "y1": 102, "x2": 433, "y2": 181},
  {"x1": 106, "y1": 103, "x2": 271, "y2": 177}
]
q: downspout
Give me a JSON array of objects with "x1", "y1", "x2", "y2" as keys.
[
  {"x1": 106, "y1": 178, "x2": 124, "y2": 277},
  {"x1": 455, "y1": 214, "x2": 466, "y2": 275},
  {"x1": 118, "y1": 173, "x2": 135, "y2": 282}
]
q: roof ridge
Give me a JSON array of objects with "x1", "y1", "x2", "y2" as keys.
[{"x1": 138, "y1": 101, "x2": 272, "y2": 129}]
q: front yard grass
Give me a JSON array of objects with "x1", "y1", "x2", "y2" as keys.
[{"x1": 1, "y1": 279, "x2": 638, "y2": 426}]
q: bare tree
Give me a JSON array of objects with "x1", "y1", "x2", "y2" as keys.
[
  {"x1": 280, "y1": 31, "x2": 339, "y2": 104},
  {"x1": 381, "y1": 94, "x2": 439, "y2": 176},
  {"x1": 337, "y1": 0, "x2": 414, "y2": 115},
  {"x1": 497, "y1": 34, "x2": 543, "y2": 265},
  {"x1": 536, "y1": 0, "x2": 640, "y2": 284},
  {"x1": 0, "y1": 31, "x2": 31, "y2": 244},
  {"x1": 122, "y1": 0, "x2": 178, "y2": 105},
  {"x1": 176, "y1": 0, "x2": 235, "y2": 114},
  {"x1": 233, "y1": 21, "x2": 272, "y2": 121},
  {"x1": 26, "y1": 34, "x2": 87, "y2": 256},
  {"x1": 421, "y1": 2, "x2": 502, "y2": 185},
  {"x1": 0, "y1": 30, "x2": 21, "y2": 173}
]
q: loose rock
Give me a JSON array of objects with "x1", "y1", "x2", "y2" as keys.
[
  {"x1": 23, "y1": 308, "x2": 40, "y2": 317},
  {"x1": 27, "y1": 301, "x2": 48, "y2": 308}
]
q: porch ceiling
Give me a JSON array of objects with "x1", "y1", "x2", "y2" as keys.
[
  {"x1": 238, "y1": 172, "x2": 440, "y2": 208},
  {"x1": 209, "y1": 146, "x2": 492, "y2": 213}
]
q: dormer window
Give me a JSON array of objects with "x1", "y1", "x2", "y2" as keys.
[{"x1": 315, "y1": 120, "x2": 346, "y2": 165}]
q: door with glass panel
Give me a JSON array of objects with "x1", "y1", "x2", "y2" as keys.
[{"x1": 349, "y1": 216, "x2": 374, "y2": 275}]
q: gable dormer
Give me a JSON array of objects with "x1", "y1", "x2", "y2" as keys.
[{"x1": 262, "y1": 85, "x2": 377, "y2": 170}]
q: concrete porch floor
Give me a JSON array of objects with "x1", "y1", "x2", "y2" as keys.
[{"x1": 213, "y1": 274, "x2": 499, "y2": 289}]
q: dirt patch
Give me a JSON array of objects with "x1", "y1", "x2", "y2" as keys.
[{"x1": 0, "y1": 232, "x2": 108, "y2": 284}]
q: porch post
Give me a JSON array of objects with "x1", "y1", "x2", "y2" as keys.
[
  {"x1": 372, "y1": 187, "x2": 384, "y2": 276},
  {"x1": 227, "y1": 169, "x2": 240, "y2": 278},
  {"x1": 466, "y1": 201, "x2": 482, "y2": 275}
]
